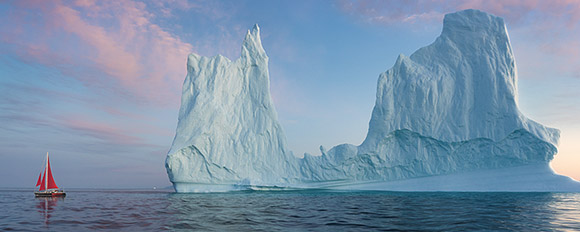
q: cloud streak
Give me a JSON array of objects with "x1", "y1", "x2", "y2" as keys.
[
  {"x1": 62, "y1": 117, "x2": 144, "y2": 146},
  {"x1": 2, "y1": 0, "x2": 194, "y2": 106},
  {"x1": 337, "y1": 0, "x2": 580, "y2": 79},
  {"x1": 338, "y1": 0, "x2": 580, "y2": 27}
]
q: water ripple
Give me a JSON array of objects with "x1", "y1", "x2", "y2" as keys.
[{"x1": 1, "y1": 190, "x2": 580, "y2": 231}]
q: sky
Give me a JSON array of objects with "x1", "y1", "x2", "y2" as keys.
[{"x1": 1, "y1": 0, "x2": 579, "y2": 188}]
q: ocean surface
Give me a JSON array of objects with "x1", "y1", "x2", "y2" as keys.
[{"x1": 1, "y1": 189, "x2": 579, "y2": 231}]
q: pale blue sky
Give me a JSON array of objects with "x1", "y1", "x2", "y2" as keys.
[{"x1": 1, "y1": 0, "x2": 579, "y2": 188}]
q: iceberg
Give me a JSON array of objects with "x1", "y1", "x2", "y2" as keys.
[{"x1": 165, "y1": 9, "x2": 580, "y2": 192}]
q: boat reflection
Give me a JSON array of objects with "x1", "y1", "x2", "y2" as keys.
[{"x1": 36, "y1": 196, "x2": 63, "y2": 225}]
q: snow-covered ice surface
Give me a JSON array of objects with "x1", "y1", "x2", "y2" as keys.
[{"x1": 165, "y1": 9, "x2": 580, "y2": 192}]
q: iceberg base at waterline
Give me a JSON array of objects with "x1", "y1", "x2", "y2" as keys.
[
  {"x1": 170, "y1": 164, "x2": 580, "y2": 193},
  {"x1": 329, "y1": 163, "x2": 580, "y2": 192}
]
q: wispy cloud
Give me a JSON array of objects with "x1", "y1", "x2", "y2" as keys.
[
  {"x1": 337, "y1": 0, "x2": 580, "y2": 79},
  {"x1": 338, "y1": 0, "x2": 580, "y2": 27},
  {"x1": 62, "y1": 117, "x2": 144, "y2": 146},
  {"x1": 337, "y1": 0, "x2": 447, "y2": 25},
  {"x1": 1, "y1": 0, "x2": 194, "y2": 106}
]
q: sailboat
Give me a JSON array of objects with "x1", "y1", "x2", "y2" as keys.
[{"x1": 34, "y1": 152, "x2": 66, "y2": 197}]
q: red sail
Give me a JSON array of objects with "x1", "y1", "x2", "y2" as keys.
[
  {"x1": 35, "y1": 171, "x2": 42, "y2": 187},
  {"x1": 39, "y1": 170, "x2": 46, "y2": 191},
  {"x1": 46, "y1": 156, "x2": 59, "y2": 190}
]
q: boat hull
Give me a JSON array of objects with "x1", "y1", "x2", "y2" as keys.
[{"x1": 34, "y1": 191, "x2": 66, "y2": 197}]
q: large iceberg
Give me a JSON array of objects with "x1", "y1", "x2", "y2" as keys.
[{"x1": 165, "y1": 9, "x2": 580, "y2": 192}]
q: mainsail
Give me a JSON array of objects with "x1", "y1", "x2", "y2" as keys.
[{"x1": 37, "y1": 153, "x2": 59, "y2": 191}]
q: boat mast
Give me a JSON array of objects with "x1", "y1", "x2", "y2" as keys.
[{"x1": 45, "y1": 152, "x2": 48, "y2": 192}]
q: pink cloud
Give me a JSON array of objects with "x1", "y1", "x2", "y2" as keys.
[
  {"x1": 57, "y1": 113, "x2": 174, "y2": 148},
  {"x1": 61, "y1": 117, "x2": 144, "y2": 146},
  {"x1": 456, "y1": 0, "x2": 580, "y2": 28},
  {"x1": 53, "y1": 4, "x2": 140, "y2": 83},
  {"x1": 2, "y1": 0, "x2": 194, "y2": 106}
]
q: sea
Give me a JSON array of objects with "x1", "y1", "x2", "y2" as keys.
[{"x1": 1, "y1": 189, "x2": 579, "y2": 231}]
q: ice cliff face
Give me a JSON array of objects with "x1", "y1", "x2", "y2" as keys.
[{"x1": 166, "y1": 10, "x2": 578, "y2": 192}]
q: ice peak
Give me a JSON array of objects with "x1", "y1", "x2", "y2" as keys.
[
  {"x1": 442, "y1": 9, "x2": 506, "y2": 37},
  {"x1": 394, "y1": 54, "x2": 409, "y2": 66},
  {"x1": 250, "y1": 24, "x2": 260, "y2": 36},
  {"x1": 241, "y1": 24, "x2": 266, "y2": 62}
]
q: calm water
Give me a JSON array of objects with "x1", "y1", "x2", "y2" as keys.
[{"x1": 1, "y1": 189, "x2": 579, "y2": 231}]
